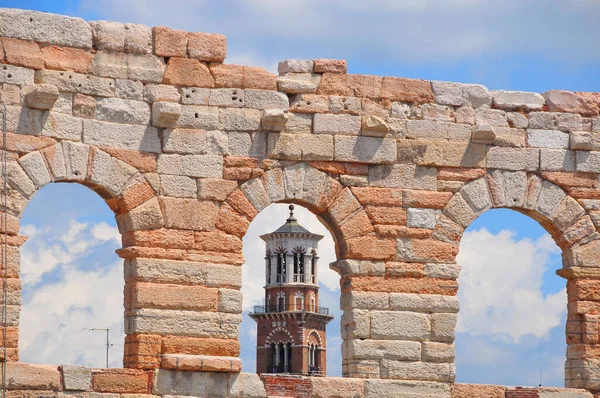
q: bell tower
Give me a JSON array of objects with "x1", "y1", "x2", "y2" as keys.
[{"x1": 250, "y1": 205, "x2": 333, "y2": 375}]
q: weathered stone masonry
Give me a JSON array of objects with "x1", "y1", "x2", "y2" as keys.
[{"x1": 1, "y1": 6, "x2": 600, "y2": 397}]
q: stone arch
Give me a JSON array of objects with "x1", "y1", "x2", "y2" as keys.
[
  {"x1": 433, "y1": 172, "x2": 594, "y2": 268},
  {"x1": 306, "y1": 330, "x2": 323, "y2": 346},
  {"x1": 216, "y1": 163, "x2": 375, "y2": 261},
  {"x1": 435, "y1": 172, "x2": 600, "y2": 390},
  {"x1": 265, "y1": 327, "x2": 295, "y2": 345},
  {"x1": 4, "y1": 141, "x2": 162, "y2": 364}
]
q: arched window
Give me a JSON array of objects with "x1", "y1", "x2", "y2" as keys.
[
  {"x1": 277, "y1": 292, "x2": 286, "y2": 311},
  {"x1": 294, "y1": 292, "x2": 304, "y2": 311}
]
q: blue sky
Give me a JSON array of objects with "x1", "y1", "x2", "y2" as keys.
[{"x1": 10, "y1": 0, "x2": 599, "y2": 388}]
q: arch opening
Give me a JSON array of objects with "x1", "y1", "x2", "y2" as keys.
[
  {"x1": 18, "y1": 182, "x2": 124, "y2": 368},
  {"x1": 239, "y1": 202, "x2": 342, "y2": 376}
]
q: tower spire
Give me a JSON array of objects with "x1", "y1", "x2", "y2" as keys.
[{"x1": 287, "y1": 204, "x2": 296, "y2": 222}]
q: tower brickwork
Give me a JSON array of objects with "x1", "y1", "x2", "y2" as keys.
[{"x1": 250, "y1": 205, "x2": 333, "y2": 375}]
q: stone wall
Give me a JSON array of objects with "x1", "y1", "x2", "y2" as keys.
[{"x1": 1, "y1": 6, "x2": 600, "y2": 397}]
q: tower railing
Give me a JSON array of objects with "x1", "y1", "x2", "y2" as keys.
[
  {"x1": 252, "y1": 305, "x2": 330, "y2": 315},
  {"x1": 267, "y1": 274, "x2": 318, "y2": 285}
]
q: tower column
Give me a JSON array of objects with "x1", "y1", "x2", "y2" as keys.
[
  {"x1": 283, "y1": 343, "x2": 289, "y2": 371},
  {"x1": 275, "y1": 343, "x2": 280, "y2": 368},
  {"x1": 286, "y1": 253, "x2": 293, "y2": 283}
]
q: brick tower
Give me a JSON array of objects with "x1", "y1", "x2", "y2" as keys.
[{"x1": 250, "y1": 205, "x2": 333, "y2": 375}]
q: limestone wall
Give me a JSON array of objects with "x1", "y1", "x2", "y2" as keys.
[{"x1": 1, "y1": 6, "x2": 600, "y2": 397}]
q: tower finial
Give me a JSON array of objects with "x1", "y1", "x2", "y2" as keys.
[{"x1": 287, "y1": 204, "x2": 296, "y2": 222}]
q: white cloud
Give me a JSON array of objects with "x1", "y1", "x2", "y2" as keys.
[
  {"x1": 92, "y1": 221, "x2": 122, "y2": 245},
  {"x1": 456, "y1": 228, "x2": 565, "y2": 342},
  {"x1": 78, "y1": 0, "x2": 600, "y2": 72},
  {"x1": 19, "y1": 217, "x2": 124, "y2": 367}
]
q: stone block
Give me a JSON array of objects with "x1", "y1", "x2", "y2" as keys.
[
  {"x1": 154, "y1": 369, "x2": 229, "y2": 396},
  {"x1": 369, "y1": 164, "x2": 437, "y2": 190},
  {"x1": 228, "y1": 372, "x2": 268, "y2": 398},
  {"x1": 181, "y1": 87, "x2": 210, "y2": 105},
  {"x1": 1, "y1": 64, "x2": 35, "y2": 86},
  {"x1": 314, "y1": 113, "x2": 361, "y2": 135},
  {"x1": 7, "y1": 161, "x2": 35, "y2": 197},
  {"x1": 431, "y1": 81, "x2": 464, "y2": 106},
  {"x1": 347, "y1": 339, "x2": 421, "y2": 361},
  {"x1": 471, "y1": 124, "x2": 495, "y2": 144},
  {"x1": 41, "y1": 45, "x2": 93, "y2": 74},
  {"x1": 145, "y1": 84, "x2": 181, "y2": 103},
  {"x1": 278, "y1": 59, "x2": 313, "y2": 74},
  {"x1": 62, "y1": 141, "x2": 89, "y2": 181},
  {"x1": 178, "y1": 105, "x2": 219, "y2": 130},
  {"x1": 116, "y1": 197, "x2": 164, "y2": 232},
  {"x1": 163, "y1": 57, "x2": 214, "y2": 88},
  {"x1": 115, "y1": 79, "x2": 144, "y2": 100},
  {"x1": 127, "y1": 308, "x2": 240, "y2": 338},
  {"x1": 244, "y1": 89, "x2": 289, "y2": 109},
  {"x1": 364, "y1": 379, "x2": 451, "y2": 397},
  {"x1": 152, "y1": 102, "x2": 182, "y2": 128},
  {"x1": 277, "y1": 73, "x2": 321, "y2": 94},
  {"x1": 160, "y1": 175, "x2": 196, "y2": 198},
  {"x1": 128, "y1": 53, "x2": 166, "y2": 83},
  {"x1": 540, "y1": 149, "x2": 575, "y2": 172},
  {"x1": 452, "y1": 384, "x2": 505, "y2": 398},
  {"x1": 314, "y1": 59, "x2": 347, "y2": 73},
  {"x1": 261, "y1": 109, "x2": 289, "y2": 131},
  {"x1": 362, "y1": 114, "x2": 389, "y2": 136},
  {"x1": 330, "y1": 95, "x2": 362, "y2": 115},
  {"x1": 0, "y1": 8, "x2": 92, "y2": 49},
  {"x1": 1, "y1": 37, "x2": 43, "y2": 69},
  {"x1": 527, "y1": 129, "x2": 569, "y2": 149},
  {"x1": 228, "y1": 132, "x2": 268, "y2": 157},
  {"x1": 475, "y1": 108, "x2": 508, "y2": 127},
  {"x1": 4, "y1": 362, "x2": 60, "y2": 390},
  {"x1": 0, "y1": 84, "x2": 21, "y2": 105},
  {"x1": 125, "y1": 23, "x2": 153, "y2": 54},
  {"x1": 383, "y1": 360, "x2": 455, "y2": 382},
  {"x1": 460, "y1": 178, "x2": 492, "y2": 212},
  {"x1": 543, "y1": 90, "x2": 600, "y2": 117},
  {"x1": 90, "y1": 20, "x2": 125, "y2": 52},
  {"x1": 163, "y1": 128, "x2": 228, "y2": 155},
  {"x1": 407, "y1": 208, "x2": 442, "y2": 229},
  {"x1": 209, "y1": 88, "x2": 245, "y2": 108},
  {"x1": 576, "y1": 151, "x2": 600, "y2": 173},
  {"x1": 334, "y1": 136, "x2": 396, "y2": 164},
  {"x1": 406, "y1": 120, "x2": 471, "y2": 141},
  {"x1": 73, "y1": 93, "x2": 96, "y2": 119},
  {"x1": 491, "y1": 89, "x2": 545, "y2": 110},
  {"x1": 290, "y1": 93, "x2": 329, "y2": 113},
  {"x1": 422, "y1": 342, "x2": 455, "y2": 363},
  {"x1": 380, "y1": 76, "x2": 433, "y2": 104},
  {"x1": 431, "y1": 313, "x2": 457, "y2": 343},
  {"x1": 529, "y1": 111, "x2": 583, "y2": 131},
  {"x1": 35, "y1": 69, "x2": 114, "y2": 97},
  {"x1": 18, "y1": 151, "x2": 51, "y2": 188},
  {"x1": 370, "y1": 310, "x2": 430, "y2": 340},
  {"x1": 62, "y1": 364, "x2": 91, "y2": 391},
  {"x1": 571, "y1": 132, "x2": 594, "y2": 151},
  {"x1": 187, "y1": 32, "x2": 226, "y2": 62},
  {"x1": 153, "y1": 26, "x2": 187, "y2": 57},
  {"x1": 463, "y1": 83, "x2": 492, "y2": 108},
  {"x1": 90, "y1": 50, "x2": 127, "y2": 79},
  {"x1": 158, "y1": 154, "x2": 223, "y2": 178},
  {"x1": 23, "y1": 84, "x2": 59, "y2": 110},
  {"x1": 96, "y1": 97, "x2": 150, "y2": 125},
  {"x1": 218, "y1": 108, "x2": 261, "y2": 131},
  {"x1": 487, "y1": 147, "x2": 539, "y2": 171},
  {"x1": 83, "y1": 119, "x2": 161, "y2": 153}
]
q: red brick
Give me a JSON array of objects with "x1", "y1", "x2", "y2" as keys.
[
  {"x1": 131, "y1": 283, "x2": 218, "y2": 311},
  {"x1": 194, "y1": 231, "x2": 242, "y2": 253},
  {"x1": 365, "y1": 205, "x2": 407, "y2": 225},
  {"x1": 403, "y1": 190, "x2": 453, "y2": 209},
  {"x1": 41, "y1": 46, "x2": 92, "y2": 73},
  {"x1": 243, "y1": 66, "x2": 276, "y2": 90},
  {"x1": 92, "y1": 369, "x2": 150, "y2": 393},
  {"x1": 313, "y1": 58, "x2": 347, "y2": 73},
  {"x1": 153, "y1": 26, "x2": 187, "y2": 57},
  {"x1": 380, "y1": 76, "x2": 434, "y2": 104},
  {"x1": 122, "y1": 228, "x2": 195, "y2": 250},
  {"x1": 342, "y1": 275, "x2": 458, "y2": 295},
  {"x1": 438, "y1": 167, "x2": 486, "y2": 181},
  {"x1": 211, "y1": 64, "x2": 244, "y2": 88},
  {"x1": 100, "y1": 147, "x2": 157, "y2": 173},
  {"x1": 187, "y1": 32, "x2": 226, "y2": 62},
  {"x1": 351, "y1": 187, "x2": 403, "y2": 206},
  {"x1": 1, "y1": 38, "x2": 43, "y2": 69},
  {"x1": 162, "y1": 336, "x2": 240, "y2": 356},
  {"x1": 163, "y1": 57, "x2": 214, "y2": 87},
  {"x1": 345, "y1": 236, "x2": 395, "y2": 260},
  {"x1": 215, "y1": 204, "x2": 250, "y2": 238}
]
